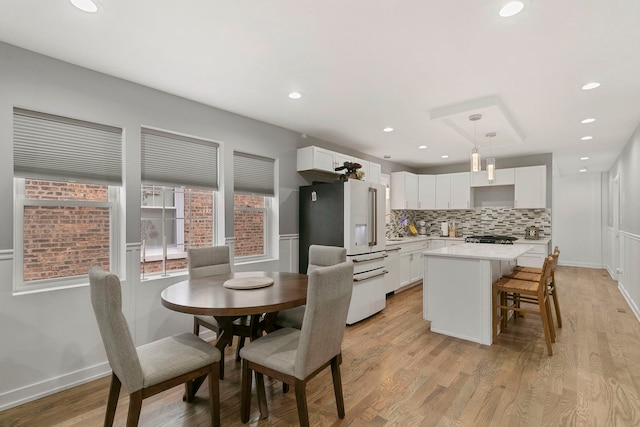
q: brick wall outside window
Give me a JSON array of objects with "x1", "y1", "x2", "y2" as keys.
[
  {"x1": 234, "y1": 194, "x2": 265, "y2": 257},
  {"x1": 22, "y1": 180, "x2": 111, "y2": 282}
]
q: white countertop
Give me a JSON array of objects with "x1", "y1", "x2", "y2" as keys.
[
  {"x1": 423, "y1": 243, "x2": 534, "y2": 261},
  {"x1": 386, "y1": 236, "x2": 464, "y2": 245}
]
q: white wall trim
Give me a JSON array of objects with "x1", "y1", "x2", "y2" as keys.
[
  {"x1": 618, "y1": 282, "x2": 640, "y2": 323},
  {"x1": 620, "y1": 230, "x2": 640, "y2": 241},
  {"x1": 0, "y1": 249, "x2": 13, "y2": 260},
  {"x1": 557, "y1": 261, "x2": 603, "y2": 269},
  {"x1": 0, "y1": 362, "x2": 110, "y2": 412}
]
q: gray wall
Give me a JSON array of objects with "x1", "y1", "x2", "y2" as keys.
[{"x1": 608, "y1": 123, "x2": 640, "y2": 236}]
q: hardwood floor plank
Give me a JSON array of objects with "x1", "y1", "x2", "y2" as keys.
[{"x1": 2, "y1": 266, "x2": 640, "y2": 426}]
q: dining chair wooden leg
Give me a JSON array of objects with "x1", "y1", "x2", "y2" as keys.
[
  {"x1": 105, "y1": 373, "x2": 121, "y2": 427},
  {"x1": 552, "y1": 288, "x2": 563, "y2": 328},
  {"x1": 330, "y1": 356, "x2": 345, "y2": 418},
  {"x1": 255, "y1": 372, "x2": 269, "y2": 420},
  {"x1": 208, "y1": 364, "x2": 221, "y2": 427},
  {"x1": 492, "y1": 286, "x2": 499, "y2": 343},
  {"x1": 126, "y1": 390, "x2": 143, "y2": 427},
  {"x1": 282, "y1": 383, "x2": 290, "y2": 393},
  {"x1": 240, "y1": 360, "x2": 252, "y2": 423},
  {"x1": 236, "y1": 336, "x2": 246, "y2": 362},
  {"x1": 184, "y1": 379, "x2": 195, "y2": 402},
  {"x1": 538, "y1": 298, "x2": 554, "y2": 356},
  {"x1": 294, "y1": 379, "x2": 310, "y2": 427}
]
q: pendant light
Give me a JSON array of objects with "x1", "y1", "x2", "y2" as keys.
[
  {"x1": 486, "y1": 132, "x2": 496, "y2": 183},
  {"x1": 469, "y1": 114, "x2": 482, "y2": 173}
]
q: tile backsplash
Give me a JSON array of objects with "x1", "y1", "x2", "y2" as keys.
[{"x1": 387, "y1": 208, "x2": 551, "y2": 239}]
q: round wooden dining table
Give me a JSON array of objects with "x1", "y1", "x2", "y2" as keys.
[{"x1": 161, "y1": 271, "x2": 308, "y2": 382}]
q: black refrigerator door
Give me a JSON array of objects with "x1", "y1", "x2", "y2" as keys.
[{"x1": 299, "y1": 182, "x2": 345, "y2": 273}]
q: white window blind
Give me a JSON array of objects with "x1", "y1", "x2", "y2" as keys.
[
  {"x1": 13, "y1": 108, "x2": 122, "y2": 184},
  {"x1": 234, "y1": 151, "x2": 275, "y2": 196},
  {"x1": 141, "y1": 128, "x2": 219, "y2": 190}
]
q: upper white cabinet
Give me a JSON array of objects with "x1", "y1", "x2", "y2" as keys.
[
  {"x1": 515, "y1": 165, "x2": 546, "y2": 208},
  {"x1": 391, "y1": 171, "x2": 418, "y2": 209},
  {"x1": 297, "y1": 146, "x2": 335, "y2": 173},
  {"x1": 450, "y1": 172, "x2": 471, "y2": 209},
  {"x1": 418, "y1": 175, "x2": 436, "y2": 210},
  {"x1": 471, "y1": 168, "x2": 515, "y2": 187},
  {"x1": 369, "y1": 162, "x2": 382, "y2": 184},
  {"x1": 297, "y1": 146, "x2": 382, "y2": 183},
  {"x1": 436, "y1": 172, "x2": 470, "y2": 209}
]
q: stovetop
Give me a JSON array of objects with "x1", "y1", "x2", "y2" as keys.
[{"x1": 465, "y1": 235, "x2": 518, "y2": 244}]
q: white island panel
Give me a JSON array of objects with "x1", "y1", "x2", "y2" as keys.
[{"x1": 422, "y1": 243, "x2": 533, "y2": 345}]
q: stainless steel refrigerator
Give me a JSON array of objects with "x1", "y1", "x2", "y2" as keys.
[{"x1": 299, "y1": 179, "x2": 388, "y2": 324}]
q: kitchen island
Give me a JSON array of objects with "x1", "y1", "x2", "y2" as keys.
[{"x1": 423, "y1": 243, "x2": 533, "y2": 345}]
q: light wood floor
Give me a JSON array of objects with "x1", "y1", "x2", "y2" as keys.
[{"x1": 2, "y1": 266, "x2": 640, "y2": 426}]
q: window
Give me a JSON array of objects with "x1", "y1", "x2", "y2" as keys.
[
  {"x1": 233, "y1": 152, "x2": 276, "y2": 261},
  {"x1": 12, "y1": 108, "x2": 122, "y2": 292},
  {"x1": 141, "y1": 128, "x2": 219, "y2": 276}
]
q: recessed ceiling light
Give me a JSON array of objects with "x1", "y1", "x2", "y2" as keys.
[
  {"x1": 579, "y1": 168, "x2": 587, "y2": 172},
  {"x1": 582, "y1": 82, "x2": 601, "y2": 90},
  {"x1": 581, "y1": 118, "x2": 596, "y2": 124},
  {"x1": 383, "y1": 127, "x2": 394, "y2": 132},
  {"x1": 441, "y1": 155, "x2": 449, "y2": 159},
  {"x1": 581, "y1": 136, "x2": 593, "y2": 140},
  {"x1": 499, "y1": 1, "x2": 524, "y2": 17},
  {"x1": 70, "y1": 0, "x2": 98, "y2": 13},
  {"x1": 580, "y1": 156, "x2": 590, "y2": 160},
  {"x1": 288, "y1": 92, "x2": 302, "y2": 99},
  {"x1": 418, "y1": 145, "x2": 427, "y2": 149}
]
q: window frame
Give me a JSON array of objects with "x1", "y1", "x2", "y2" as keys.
[
  {"x1": 13, "y1": 178, "x2": 122, "y2": 293},
  {"x1": 233, "y1": 194, "x2": 273, "y2": 262}
]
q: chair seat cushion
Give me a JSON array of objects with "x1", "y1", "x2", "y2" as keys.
[
  {"x1": 274, "y1": 306, "x2": 306, "y2": 329},
  {"x1": 239, "y1": 328, "x2": 300, "y2": 376},
  {"x1": 137, "y1": 333, "x2": 220, "y2": 388}
]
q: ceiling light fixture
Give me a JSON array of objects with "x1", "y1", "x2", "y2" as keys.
[
  {"x1": 288, "y1": 92, "x2": 302, "y2": 99},
  {"x1": 579, "y1": 168, "x2": 588, "y2": 173},
  {"x1": 499, "y1": 1, "x2": 524, "y2": 17},
  {"x1": 418, "y1": 145, "x2": 427, "y2": 149},
  {"x1": 441, "y1": 155, "x2": 449, "y2": 159},
  {"x1": 580, "y1": 156, "x2": 590, "y2": 161},
  {"x1": 582, "y1": 82, "x2": 601, "y2": 90},
  {"x1": 383, "y1": 127, "x2": 394, "y2": 132},
  {"x1": 70, "y1": 0, "x2": 99, "y2": 13},
  {"x1": 469, "y1": 113, "x2": 482, "y2": 173},
  {"x1": 581, "y1": 136, "x2": 593, "y2": 140},
  {"x1": 581, "y1": 118, "x2": 596, "y2": 124},
  {"x1": 486, "y1": 132, "x2": 497, "y2": 183}
]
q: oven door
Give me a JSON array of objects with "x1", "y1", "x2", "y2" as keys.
[{"x1": 347, "y1": 251, "x2": 387, "y2": 324}]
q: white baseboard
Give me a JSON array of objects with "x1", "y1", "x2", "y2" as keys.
[
  {"x1": 557, "y1": 261, "x2": 603, "y2": 269},
  {"x1": 618, "y1": 282, "x2": 640, "y2": 324},
  {"x1": 0, "y1": 362, "x2": 110, "y2": 412}
]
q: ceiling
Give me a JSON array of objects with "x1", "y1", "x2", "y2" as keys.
[{"x1": 1, "y1": 1, "x2": 639, "y2": 176}]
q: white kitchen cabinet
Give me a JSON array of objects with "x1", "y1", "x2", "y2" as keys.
[
  {"x1": 418, "y1": 175, "x2": 436, "y2": 209},
  {"x1": 384, "y1": 246, "x2": 401, "y2": 293},
  {"x1": 436, "y1": 172, "x2": 470, "y2": 209},
  {"x1": 297, "y1": 146, "x2": 335, "y2": 173},
  {"x1": 515, "y1": 165, "x2": 546, "y2": 208},
  {"x1": 297, "y1": 146, "x2": 382, "y2": 183},
  {"x1": 368, "y1": 161, "x2": 382, "y2": 184},
  {"x1": 391, "y1": 171, "x2": 419, "y2": 209},
  {"x1": 450, "y1": 172, "x2": 471, "y2": 209},
  {"x1": 471, "y1": 168, "x2": 515, "y2": 187},
  {"x1": 396, "y1": 240, "x2": 429, "y2": 288},
  {"x1": 514, "y1": 239, "x2": 551, "y2": 268},
  {"x1": 429, "y1": 239, "x2": 446, "y2": 249}
]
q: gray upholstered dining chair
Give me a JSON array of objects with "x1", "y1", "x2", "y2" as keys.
[
  {"x1": 273, "y1": 244, "x2": 347, "y2": 330},
  {"x1": 240, "y1": 261, "x2": 354, "y2": 426},
  {"x1": 89, "y1": 267, "x2": 221, "y2": 427},
  {"x1": 189, "y1": 245, "x2": 254, "y2": 378}
]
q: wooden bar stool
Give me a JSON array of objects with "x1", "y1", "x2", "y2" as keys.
[
  {"x1": 493, "y1": 255, "x2": 556, "y2": 356},
  {"x1": 504, "y1": 247, "x2": 561, "y2": 328}
]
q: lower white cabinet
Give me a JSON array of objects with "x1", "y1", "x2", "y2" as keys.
[
  {"x1": 384, "y1": 247, "x2": 401, "y2": 293},
  {"x1": 514, "y1": 239, "x2": 551, "y2": 268},
  {"x1": 395, "y1": 240, "x2": 430, "y2": 288}
]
